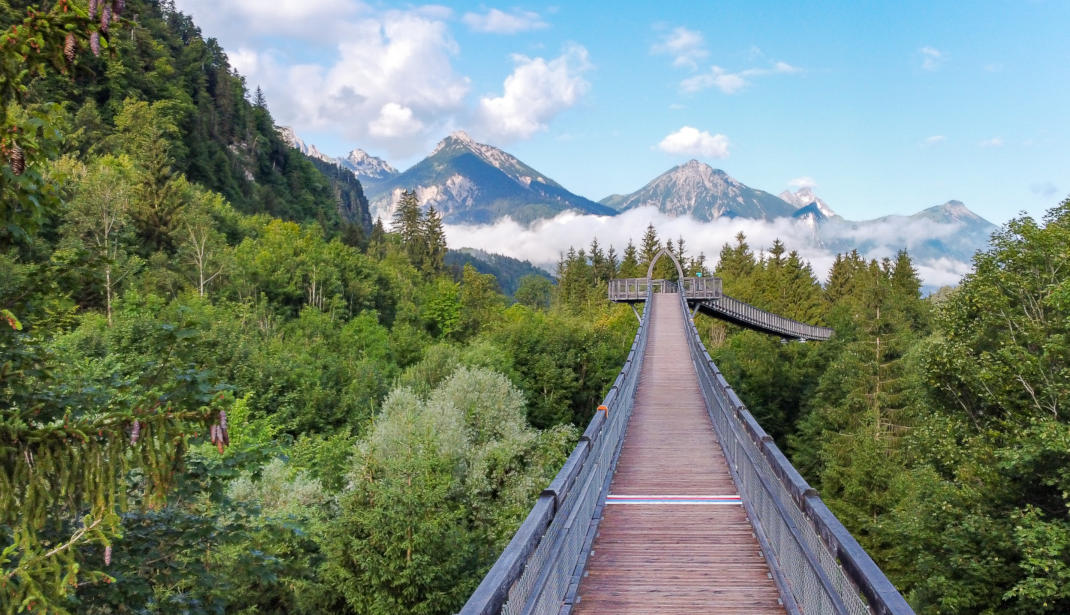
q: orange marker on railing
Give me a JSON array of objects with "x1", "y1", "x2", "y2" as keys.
[{"x1": 597, "y1": 404, "x2": 609, "y2": 418}]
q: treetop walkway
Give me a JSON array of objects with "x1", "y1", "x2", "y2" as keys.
[{"x1": 460, "y1": 250, "x2": 910, "y2": 615}]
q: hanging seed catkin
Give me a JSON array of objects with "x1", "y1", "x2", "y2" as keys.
[
  {"x1": 218, "y1": 410, "x2": 229, "y2": 445},
  {"x1": 9, "y1": 145, "x2": 25, "y2": 175},
  {"x1": 129, "y1": 420, "x2": 141, "y2": 445},
  {"x1": 104, "y1": 545, "x2": 112, "y2": 566},
  {"x1": 100, "y1": 5, "x2": 111, "y2": 33},
  {"x1": 89, "y1": 31, "x2": 100, "y2": 56},
  {"x1": 113, "y1": 0, "x2": 125, "y2": 15},
  {"x1": 88, "y1": 0, "x2": 98, "y2": 20},
  {"x1": 64, "y1": 33, "x2": 76, "y2": 63}
]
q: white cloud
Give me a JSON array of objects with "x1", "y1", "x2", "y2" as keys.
[
  {"x1": 920, "y1": 46, "x2": 944, "y2": 71},
  {"x1": 369, "y1": 103, "x2": 424, "y2": 137},
  {"x1": 681, "y1": 61, "x2": 801, "y2": 94},
  {"x1": 463, "y1": 8, "x2": 548, "y2": 33},
  {"x1": 442, "y1": 207, "x2": 975, "y2": 290},
  {"x1": 213, "y1": 7, "x2": 470, "y2": 157},
  {"x1": 682, "y1": 66, "x2": 746, "y2": 94},
  {"x1": 1030, "y1": 181, "x2": 1058, "y2": 198},
  {"x1": 979, "y1": 137, "x2": 1004, "y2": 148},
  {"x1": 922, "y1": 135, "x2": 946, "y2": 147},
  {"x1": 227, "y1": 48, "x2": 260, "y2": 76},
  {"x1": 651, "y1": 26, "x2": 708, "y2": 70},
  {"x1": 476, "y1": 44, "x2": 592, "y2": 141},
  {"x1": 789, "y1": 176, "x2": 817, "y2": 189},
  {"x1": 657, "y1": 126, "x2": 730, "y2": 158},
  {"x1": 174, "y1": 0, "x2": 361, "y2": 42}
]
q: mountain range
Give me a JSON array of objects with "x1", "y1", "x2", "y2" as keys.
[
  {"x1": 279, "y1": 128, "x2": 997, "y2": 266},
  {"x1": 601, "y1": 160, "x2": 797, "y2": 221},
  {"x1": 279, "y1": 126, "x2": 398, "y2": 186}
]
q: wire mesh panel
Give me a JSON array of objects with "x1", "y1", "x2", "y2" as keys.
[
  {"x1": 705, "y1": 295, "x2": 834, "y2": 340},
  {"x1": 677, "y1": 292, "x2": 913, "y2": 615}
]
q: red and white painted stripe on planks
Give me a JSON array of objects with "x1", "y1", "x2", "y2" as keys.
[{"x1": 605, "y1": 494, "x2": 742, "y2": 505}]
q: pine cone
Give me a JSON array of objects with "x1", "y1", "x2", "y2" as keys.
[
  {"x1": 100, "y1": 5, "x2": 111, "y2": 33},
  {"x1": 64, "y1": 33, "x2": 76, "y2": 63},
  {"x1": 104, "y1": 545, "x2": 112, "y2": 566},
  {"x1": 129, "y1": 420, "x2": 141, "y2": 445},
  {"x1": 113, "y1": 0, "x2": 125, "y2": 16},
  {"x1": 9, "y1": 145, "x2": 24, "y2": 176},
  {"x1": 89, "y1": 31, "x2": 100, "y2": 56},
  {"x1": 88, "y1": 0, "x2": 98, "y2": 20}
]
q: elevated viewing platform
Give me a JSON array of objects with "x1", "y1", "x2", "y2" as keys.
[
  {"x1": 608, "y1": 276, "x2": 722, "y2": 302},
  {"x1": 609, "y1": 275, "x2": 832, "y2": 341}
]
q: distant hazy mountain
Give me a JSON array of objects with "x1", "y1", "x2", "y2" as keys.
[
  {"x1": 277, "y1": 126, "x2": 333, "y2": 164},
  {"x1": 277, "y1": 127, "x2": 398, "y2": 187},
  {"x1": 819, "y1": 200, "x2": 996, "y2": 264},
  {"x1": 600, "y1": 160, "x2": 796, "y2": 221},
  {"x1": 365, "y1": 131, "x2": 616, "y2": 224},
  {"x1": 445, "y1": 248, "x2": 554, "y2": 297},
  {"x1": 779, "y1": 187, "x2": 838, "y2": 218},
  {"x1": 337, "y1": 149, "x2": 398, "y2": 186}
]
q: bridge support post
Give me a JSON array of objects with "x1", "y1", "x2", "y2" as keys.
[{"x1": 630, "y1": 304, "x2": 641, "y2": 325}]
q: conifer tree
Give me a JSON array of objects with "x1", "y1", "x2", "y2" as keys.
[
  {"x1": 619, "y1": 240, "x2": 640, "y2": 277},
  {"x1": 715, "y1": 232, "x2": 757, "y2": 296},
  {"x1": 392, "y1": 189, "x2": 423, "y2": 267},
  {"x1": 640, "y1": 223, "x2": 660, "y2": 270},
  {"x1": 606, "y1": 245, "x2": 619, "y2": 279},
  {"x1": 422, "y1": 205, "x2": 447, "y2": 276},
  {"x1": 254, "y1": 86, "x2": 268, "y2": 109},
  {"x1": 369, "y1": 216, "x2": 387, "y2": 259}
]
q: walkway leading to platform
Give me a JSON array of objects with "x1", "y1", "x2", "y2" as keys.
[{"x1": 572, "y1": 293, "x2": 785, "y2": 614}]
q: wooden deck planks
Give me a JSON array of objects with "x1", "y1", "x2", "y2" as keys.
[{"x1": 573, "y1": 292, "x2": 785, "y2": 615}]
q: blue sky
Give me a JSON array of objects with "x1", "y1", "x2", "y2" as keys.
[{"x1": 173, "y1": 0, "x2": 1068, "y2": 225}]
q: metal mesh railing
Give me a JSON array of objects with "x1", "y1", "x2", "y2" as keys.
[
  {"x1": 607, "y1": 278, "x2": 680, "y2": 300},
  {"x1": 677, "y1": 291, "x2": 914, "y2": 615},
  {"x1": 700, "y1": 294, "x2": 833, "y2": 340},
  {"x1": 460, "y1": 289, "x2": 652, "y2": 615},
  {"x1": 609, "y1": 276, "x2": 830, "y2": 341},
  {"x1": 701, "y1": 295, "x2": 834, "y2": 342}
]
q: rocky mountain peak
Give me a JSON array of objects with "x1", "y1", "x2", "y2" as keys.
[
  {"x1": 600, "y1": 163, "x2": 794, "y2": 221},
  {"x1": 779, "y1": 187, "x2": 837, "y2": 218},
  {"x1": 342, "y1": 148, "x2": 398, "y2": 182}
]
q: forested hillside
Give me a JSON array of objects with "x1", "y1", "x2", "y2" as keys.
[
  {"x1": 0, "y1": 2, "x2": 635, "y2": 613},
  {"x1": 1, "y1": 2, "x2": 1068, "y2": 615},
  {"x1": 553, "y1": 211, "x2": 1070, "y2": 614}
]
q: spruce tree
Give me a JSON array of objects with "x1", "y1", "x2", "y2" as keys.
[
  {"x1": 254, "y1": 86, "x2": 268, "y2": 109},
  {"x1": 620, "y1": 240, "x2": 640, "y2": 277},
  {"x1": 715, "y1": 232, "x2": 757, "y2": 296},
  {"x1": 640, "y1": 223, "x2": 660, "y2": 271},
  {"x1": 392, "y1": 190, "x2": 424, "y2": 268},
  {"x1": 422, "y1": 205, "x2": 447, "y2": 276}
]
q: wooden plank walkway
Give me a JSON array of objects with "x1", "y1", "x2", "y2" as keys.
[{"x1": 573, "y1": 292, "x2": 785, "y2": 615}]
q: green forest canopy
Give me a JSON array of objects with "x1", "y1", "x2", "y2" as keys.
[{"x1": 1, "y1": 2, "x2": 1069, "y2": 614}]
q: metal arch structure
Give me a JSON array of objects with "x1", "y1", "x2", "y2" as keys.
[{"x1": 645, "y1": 248, "x2": 687, "y2": 286}]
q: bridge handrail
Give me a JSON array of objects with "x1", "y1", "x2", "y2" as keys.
[
  {"x1": 459, "y1": 286, "x2": 653, "y2": 615},
  {"x1": 677, "y1": 292, "x2": 914, "y2": 615},
  {"x1": 707, "y1": 294, "x2": 833, "y2": 341}
]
